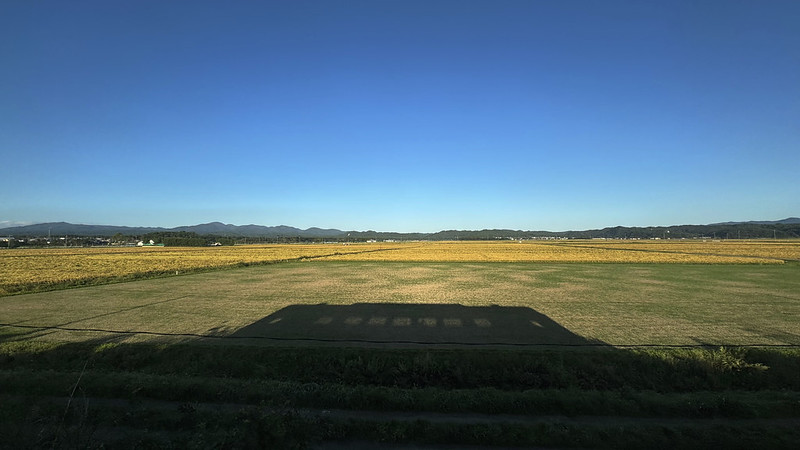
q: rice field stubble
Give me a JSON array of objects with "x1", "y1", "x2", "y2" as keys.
[{"x1": 2, "y1": 239, "x2": 796, "y2": 297}]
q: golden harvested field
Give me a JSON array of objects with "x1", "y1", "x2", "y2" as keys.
[
  {"x1": 321, "y1": 240, "x2": 793, "y2": 263},
  {"x1": 0, "y1": 244, "x2": 395, "y2": 296},
  {"x1": 554, "y1": 239, "x2": 800, "y2": 261},
  {"x1": 1, "y1": 240, "x2": 796, "y2": 296}
]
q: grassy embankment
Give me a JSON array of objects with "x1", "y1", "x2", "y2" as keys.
[{"x1": 2, "y1": 338, "x2": 800, "y2": 448}]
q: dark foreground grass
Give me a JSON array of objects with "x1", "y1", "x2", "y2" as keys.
[
  {"x1": 2, "y1": 339, "x2": 800, "y2": 448},
  {"x1": 6, "y1": 398, "x2": 799, "y2": 450}
]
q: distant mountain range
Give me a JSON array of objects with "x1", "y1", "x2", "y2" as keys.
[
  {"x1": 0, "y1": 222, "x2": 342, "y2": 238},
  {"x1": 1, "y1": 218, "x2": 798, "y2": 240}
]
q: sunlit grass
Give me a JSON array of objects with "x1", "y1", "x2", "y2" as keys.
[{"x1": 3, "y1": 262, "x2": 798, "y2": 347}]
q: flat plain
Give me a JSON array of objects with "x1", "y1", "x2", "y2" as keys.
[
  {"x1": 2, "y1": 240, "x2": 800, "y2": 448},
  {"x1": 3, "y1": 261, "x2": 799, "y2": 347},
  {"x1": 2, "y1": 239, "x2": 797, "y2": 296}
]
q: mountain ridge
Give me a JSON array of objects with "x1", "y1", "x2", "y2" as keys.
[
  {"x1": 0, "y1": 221, "x2": 341, "y2": 238},
  {"x1": 2, "y1": 218, "x2": 799, "y2": 240}
]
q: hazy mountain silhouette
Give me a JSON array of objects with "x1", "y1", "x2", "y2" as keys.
[
  {"x1": 0, "y1": 221, "x2": 343, "y2": 238},
  {"x1": 1, "y1": 218, "x2": 798, "y2": 240}
]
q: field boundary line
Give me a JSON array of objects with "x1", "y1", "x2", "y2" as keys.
[
  {"x1": 2, "y1": 323, "x2": 799, "y2": 348},
  {"x1": 285, "y1": 245, "x2": 425, "y2": 262}
]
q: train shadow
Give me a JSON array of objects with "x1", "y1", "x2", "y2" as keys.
[{"x1": 229, "y1": 303, "x2": 607, "y2": 347}]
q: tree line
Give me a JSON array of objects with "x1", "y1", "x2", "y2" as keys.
[{"x1": 5, "y1": 222, "x2": 799, "y2": 248}]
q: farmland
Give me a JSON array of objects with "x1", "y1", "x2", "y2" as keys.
[
  {"x1": 1, "y1": 241, "x2": 800, "y2": 448},
  {"x1": 1, "y1": 239, "x2": 796, "y2": 296},
  {"x1": 0, "y1": 244, "x2": 399, "y2": 296}
]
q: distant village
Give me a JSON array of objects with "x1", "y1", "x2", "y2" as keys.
[{"x1": 0, "y1": 233, "x2": 773, "y2": 249}]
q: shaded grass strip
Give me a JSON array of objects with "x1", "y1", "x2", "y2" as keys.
[
  {"x1": 3, "y1": 341, "x2": 800, "y2": 392},
  {"x1": 3, "y1": 371, "x2": 800, "y2": 419}
]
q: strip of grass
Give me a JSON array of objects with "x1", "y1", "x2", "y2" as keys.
[
  {"x1": 4, "y1": 397, "x2": 799, "y2": 449},
  {"x1": 3, "y1": 370, "x2": 800, "y2": 419},
  {"x1": 3, "y1": 341, "x2": 797, "y2": 392},
  {"x1": 3, "y1": 341, "x2": 799, "y2": 447}
]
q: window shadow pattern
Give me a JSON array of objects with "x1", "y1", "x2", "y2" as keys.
[{"x1": 229, "y1": 303, "x2": 607, "y2": 346}]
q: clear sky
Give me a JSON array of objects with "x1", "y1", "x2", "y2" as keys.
[{"x1": 2, "y1": 1, "x2": 798, "y2": 232}]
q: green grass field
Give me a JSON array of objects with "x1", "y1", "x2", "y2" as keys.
[
  {"x1": 2, "y1": 261, "x2": 800, "y2": 448},
  {"x1": 3, "y1": 262, "x2": 799, "y2": 346}
]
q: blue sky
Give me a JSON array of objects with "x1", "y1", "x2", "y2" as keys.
[{"x1": 2, "y1": 1, "x2": 798, "y2": 232}]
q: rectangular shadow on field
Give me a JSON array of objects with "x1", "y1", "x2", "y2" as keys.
[{"x1": 228, "y1": 303, "x2": 606, "y2": 346}]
